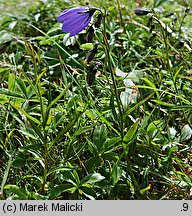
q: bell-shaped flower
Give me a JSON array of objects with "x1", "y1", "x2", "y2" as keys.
[{"x1": 57, "y1": 6, "x2": 96, "y2": 36}]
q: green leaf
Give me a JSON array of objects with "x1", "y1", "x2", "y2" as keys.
[
  {"x1": 147, "y1": 120, "x2": 163, "y2": 138},
  {"x1": 0, "y1": 67, "x2": 10, "y2": 81},
  {"x1": 15, "y1": 108, "x2": 41, "y2": 125},
  {"x1": 85, "y1": 109, "x2": 97, "y2": 119},
  {"x1": 20, "y1": 147, "x2": 44, "y2": 169},
  {"x1": 94, "y1": 109, "x2": 120, "y2": 135},
  {"x1": 8, "y1": 73, "x2": 15, "y2": 91},
  {"x1": 93, "y1": 125, "x2": 108, "y2": 153},
  {"x1": 0, "y1": 67, "x2": 10, "y2": 74},
  {"x1": 28, "y1": 120, "x2": 44, "y2": 142},
  {"x1": 46, "y1": 166, "x2": 73, "y2": 177},
  {"x1": 80, "y1": 43, "x2": 94, "y2": 51},
  {"x1": 143, "y1": 77, "x2": 159, "y2": 98},
  {"x1": 81, "y1": 173, "x2": 105, "y2": 185},
  {"x1": 36, "y1": 68, "x2": 47, "y2": 84},
  {"x1": 153, "y1": 0, "x2": 169, "y2": 8},
  {"x1": 47, "y1": 84, "x2": 71, "y2": 111},
  {"x1": 12, "y1": 158, "x2": 26, "y2": 168},
  {"x1": 15, "y1": 76, "x2": 27, "y2": 98},
  {"x1": 0, "y1": 88, "x2": 24, "y2": 99},
  {"x1": 49, "y1": 184, "x2": 75, "y2": 199},
  {"x1": 17, "y1": 129, "x2": 38, "y2": 140},
  {"x1": 105, "y1": 137, "x2": 121, "y2": 150},
  {"x1": 29, "y1": 192, "x2": 48, "y2": 200},
  {"x1": 49, "y1": 111, "x2": 83, "y2": 149},
  {"x1": 140, "y1": 185, "x2": 151, "y2": 195},
  {"x1": 124, "y1": 93, "x2": 154, "y2": 117},
  {"x1": 67, "y1": 95, "x2": 78, "y2": 110},
  {"x1": 110, "y1": 163, "x2": 122, "y2": 186},
  {"x1": 85, "y1": 156, "x2": 101, "y2": 173},
  {"x1": 75, "y1": 125, "x2": 94, "y2": 136},
  {"x1": 102, "y1": 152, "x2": 119, "y2": 161},
  {"x1": 79, "y1": 186, "x2": 97, "y2": 200},
  {"x1": 123, "y1": 121, "x2": 139, "y2": 144},
  {"x1": 4, "y1": 185, "x2": 27, "y2": 200},
  {"x1": 152, "y1": 100, "x2": 175, "y2": 107},
  {"x1": 73, "y1": 169, "x2": 80, "y2": 185},
  {"x1": 1, "y1": 156, "x2": 12, "y2": 193},
  {"x1": 57, "y1": 169, "x2": 78, "y2": 186},
  {"x1": 110, "y1": 95, "x2": 118, "y2": 121},
  {"x1": 86, "y1": 139, "x2": 98, "y2": 155}
]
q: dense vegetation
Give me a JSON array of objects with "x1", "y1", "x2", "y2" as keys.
[{"x1": 0, "y1": 0, "x2": 192, "y2": 200}]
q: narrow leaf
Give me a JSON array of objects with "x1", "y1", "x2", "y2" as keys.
[
  {"x1": 49, "y1": 184, "x2": 74, "y2": 199},
  {"x1": 81, "y1": 173, "x2": 105, "y2": 185},
  {"x1": 123, "y1": 121, "x2": 139, "y2": 144},
  {"x1": 111, "y1": 163, "x2": 122, "y2": 186}
]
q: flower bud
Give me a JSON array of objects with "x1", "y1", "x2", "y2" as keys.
[
  {"x1": 134, "y1": 8, "x2": 151, "y2": 16},
  {"x1": 87, "y1": 26, "x2": 94, "y2": 43},
  {"x1": 94, "y1": 14, "x2": 102, "y2": 28},
  {"x1": 86, "y1": 64, "x2": 97, "y2": 86},
  {"x1": 86, "y1": 62, "x2": 102, "y2": 86},
  {"x1": 86, "y1": 44, "x2": 98, "y2": 63}
]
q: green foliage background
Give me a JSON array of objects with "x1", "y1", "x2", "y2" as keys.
[{"x1": 0, "y1": 0, "x2": 192, "y2": 200}]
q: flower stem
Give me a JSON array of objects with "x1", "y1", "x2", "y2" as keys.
[
  {"x1": 116, "y1": 0, "x2": 124, "y2": 29},
  {"x1": 102, "y1": 30, "x2": 124, "y2": 139}
]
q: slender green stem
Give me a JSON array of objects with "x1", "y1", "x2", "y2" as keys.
[
  {"x1": 30, "y1": 46, "x2": 49, "y2": 193},
  {"x1": 31, "y1": 53, "x2": 45, "y2": 125},
  {"x1": 102, "y1": 30, "x2": 124, "y2": 139},
  {"x1": 153, "y1": 16, "x2": 183, "y2": 105},
  {"x1": 116, "y1": 0, "x2": 124, "y2": 29},
  {"x1": 178, "y1": 9, "x2": 188, "y2": 37},
  {"x1": 126, "y1": 156, "x2": 147, "y2": 199},
  {"x1": 1, "y1": 154, "x2": 12, "y2": 194}
]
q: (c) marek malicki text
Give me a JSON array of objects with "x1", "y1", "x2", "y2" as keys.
[
  {"x1": 52, "y1": 203, "x2": 83, "y2": 212},
  {"x1": 19, "y1": 202, "x2": 83, "y2": 212}
]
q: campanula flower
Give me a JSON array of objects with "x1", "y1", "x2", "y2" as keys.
[{"x1": 57, "y1": 6, "x2": 96, "y2": 36}]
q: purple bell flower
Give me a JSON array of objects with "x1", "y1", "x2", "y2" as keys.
[{"x1": 57, "y1": 6, "x2": 96, "y2": 36}]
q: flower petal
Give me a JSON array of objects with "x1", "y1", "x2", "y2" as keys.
[
  {"x1": 57, "y1": 7, "x2": 88, "y2": 22},
  {"x1": 62, "y1": 15, "x2": 92, "y2": 36},
  {"x1": 57, "y1": 6, "x2": 95, "y2": 36}
]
